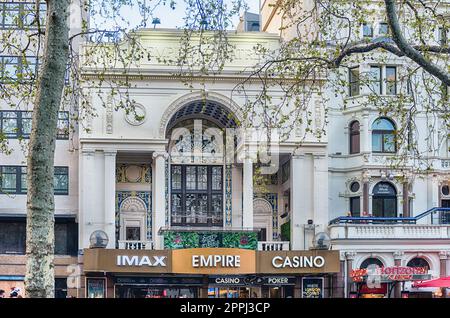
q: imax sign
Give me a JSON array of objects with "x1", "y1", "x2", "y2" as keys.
[{"x1": 116, "y1": 255, "x2": 167, "y2": 267}]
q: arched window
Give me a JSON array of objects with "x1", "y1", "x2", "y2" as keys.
[
  {"x1": 372, "y1": 118, "x2": 396, "y2": 153},
  {"x1": 349, "y1": 121, "x2": 360, "y2": 154},
  {"x1": 360, "y1": 257, "x2": 384, "y2": 269},
  {"x1": 372, "y1": 182, "x2": 397, "y2": 217},
  {"x1": 407, "y1": 258, "x2": 430, "y2": 271}
]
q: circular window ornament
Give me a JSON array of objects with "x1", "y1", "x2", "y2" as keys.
[
  {"x1": 442, "y1": 185, "x2": 450, "y2": 196},
  {"x1": 350, "y1": 182, "x2": 360, "y2": 193},
  {"x1": 125, "y1": 104, "x2": 146, "y2": 126}
]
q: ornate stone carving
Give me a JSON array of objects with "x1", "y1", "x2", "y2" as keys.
[
  {"x1": 120, "y1": 196, "x2": 147, "y2": 213},
  {"x1": 106, "y1": 95, "x2": 113, "y2": 134},
  {"x1": 125, "y1": 103, "x2": 146, "y2": 126}
]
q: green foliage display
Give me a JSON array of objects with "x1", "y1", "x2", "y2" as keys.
[{"x1": 164, "y1": 231, "x2": 258, "y2": 250}]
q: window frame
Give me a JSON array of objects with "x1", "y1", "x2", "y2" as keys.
[
  {"x1": 349, "y1": 67, "x2": 360, "y2": 97},
  {"x1": 0, "y1": 110, "x2": 69, "y2": 139},
  {"x1": 385, "y1": 66, "x2": 397, "y2": 95},
  {"x1": 349, "y1": 120, "x2": 361, "y2": 154},
  {"x1": 372, "y1": 118, "x2": 397, "y2": 153},
  {"x1": 0, "y1": 165, "x2": 69, "y2": 195},
  {"x1": 170, "y1": 164, "x2": 223, "y2": 227},
  {"x1": 0, "y1": 2, "x2": 47, "y2": 30}
]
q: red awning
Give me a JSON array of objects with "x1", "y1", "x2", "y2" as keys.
[{"x1": 413, "y1": 277, "x2": 450, "y2": 288}]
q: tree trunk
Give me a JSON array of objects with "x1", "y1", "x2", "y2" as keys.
[{"x1": 25, "y1": 0, "x2": 70, "y2": 298}]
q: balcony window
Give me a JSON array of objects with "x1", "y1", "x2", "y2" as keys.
[
  {"x1": 350, "y1": 197, "x2": 361, "y2": 217},
  {"x1": 372, "y1": 118, "x2": 396, "y2": 153},
  {"x1": 372, "y1": 182, "x2": 397, "y2": 217},
  {"x1": 171, "y1": 165, "x2": 223, "y2": 227},
  {"x1": 349, "y1": 121, "x2": 360, "y2": 154},
  {"x1": 385, "y1": 66, "x2": 397, "y2": 95}
]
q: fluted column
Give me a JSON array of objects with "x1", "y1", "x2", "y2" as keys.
[
  {"x1": 152, "y1": 151, "x2": 168, "y2": 249},
  {"x1": 290, "y1": 153, "x2": 305, "y2": 250},
  {"x1": 104, "y1": 150, "x2": 117, "y2": 249}
]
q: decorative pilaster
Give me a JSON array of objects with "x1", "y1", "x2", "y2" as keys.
[
  {"x1": 439, "y1": 251, "x2": 448, "y2": 278},
  {"x1": 345, "y1": 252, "x2": 357, "y2": 298},
  {"x1": 80, "y1": 149, "x2": 95, "y2": 249},
  {"x1": 290, "y1": 153, "x2": 305, "y2": 250},
  {"x1": 152, "y1": 151, "x2": 168, "y2": 249},
  {"x1": 362, "y1": 170, "x2": 370, "y2": 216},
  {"x1": 225, "y1": 164, "x2": 232, "y2": 227},
  {"x1": 104, "y1": 150, "x2": 117, "y2": 249},
  {"x1": 242, "y1": 155, "x2": 254, "y2": 229},
  {"x1": 393, "y1": 251, "x2": 404, "y2": 298}
]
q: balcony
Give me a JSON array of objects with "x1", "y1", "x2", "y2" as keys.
[
  {"x1": 329, "y1": 224, "x2": 450, "y2": 240},
  {"x1": 257, "y1": 241, "x2": 290, "y2": 251},
  {"x1": 118, "y1": 240, "x2": 154, "y2": 250}
]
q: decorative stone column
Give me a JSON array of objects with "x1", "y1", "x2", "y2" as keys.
[
  {"x1": 440, "y1": 251, "x2": 449, "y2": 298},
  {"x1": 313, "y1": 153, "x2": 328, "y2": 232},
  {"x1": 242, "y1": 155, "x2": 254, "y2": 229},
  {"x1": 334, "y1": 252, "x2": 346, "y2": 298},
  {"x1": 362, "y1": 170, "x2": 370, "y2": 216},
  {"x1": 104, "y1": 150, "x2": 117, "y2": 249},
  {"x1": 152, "y1": 151, "x2": 168, "y2": 249},
  {"x1": 80, "y1": 149, "x2": 95, "y2": 249},
  {"x1": 290, "y1": 153, "x2": 305, "y2": 250},
  {"x1": 402, "y1": 172, "x2": 411, "y2": 217},
  {"x1": 345, "y1": 252, "x2": 356, "y2": 298},
  {"x1": 393, "y1": 251, "x2": 404, "y2": 298}
]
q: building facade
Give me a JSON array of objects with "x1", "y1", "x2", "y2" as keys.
[{"x1": 0, "y1": 1, "x2": 449, "y2": 298}]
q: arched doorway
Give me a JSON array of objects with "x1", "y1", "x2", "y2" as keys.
[
  {"x1": 372, "y1": 182, "x2": 397, "y2": 217},
  {"x1": 358, "y1": 257, "x2": 388, "y2": 298},
  {"x1": 253, "y1": 198, "x2": 273, "y2": 241},
  {"x1": 119, "y1": 196, "x2": 148, "y2": 244}
]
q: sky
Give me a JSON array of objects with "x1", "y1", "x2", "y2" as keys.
[{"x1": 90, "y1": 0, "x2": 261, "y2": 31}]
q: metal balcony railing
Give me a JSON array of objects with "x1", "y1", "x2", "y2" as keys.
[
  {"x1": 328, "y1": 207, "x2": 450, "y2": 225},
  {"x1": 118, "y1": 240, "x2": 153, "y2": 250}
]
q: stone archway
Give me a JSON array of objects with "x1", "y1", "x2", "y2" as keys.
[
  {"x1": 159, "y1": 91, "x2": 244, "y2": 138},
  {"x1": 253, "y1": 198, "x2": 273, "y2": 241},
  {"x1": 119, "y1": 196, "x2": 147, "y2": 242}
]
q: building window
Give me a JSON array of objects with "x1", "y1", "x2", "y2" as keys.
[
  {"x1": 0, "y1": 166, "x2": 69, "y2": 195},
  {"x1": 349, "y1": 67, "x2": 360, "y2": 97},
  {"x1": 360, "y1": 257, "x2": 384, "y2": 269},
  {"x1": 0, "y1": 56, "x2": 40, "y2": 81},
  {"x1": 407, "y1": 258, "x2": 430, "y2": 271},
  {"x1": 385, "y1": 66, "x2": 397, "y2": 95},
  {"x1": 438, "y1": 27, "x2": 447, "y2": 46},
  {"x1": 55, "y1": 278, "x2": 68, "y2": 299},
  {"x1": 369, "y1": 66, "x2": 382, "y2": 94},
  {"x1": 349, "y1": 121, "x2": 361, "y2": 154},
  {"x1": 0, "y1": 2, "x2": 47, "y2": 29},
  {"x1": 350, "y1": 197, "x2": 361, "y2": 217},
  {"x1": 0, "y1": 219, "x2": 26, "y2": 254},
  {"x1": 54, "y1": 218, "x2": 78, "y2": 255},
  {"x1": 363, "y1": 23, "x2": 373, "y2": 37},
  {"x1": 442, "y1": 185, "x2": 450, "y2": 196},
  {"x1": 281, "y1": 161, "x2": 290, "y2": 184},
  {"x1": 0, "y1": 217, "x2": 77, "y2": 255},
  {"x1": 171, "y1": 165, "x2": 223, "y2": 227},
  {"x1": 378, "y1": 22, "x2": 389, "y2": 36},
  {"x1": 372, "y1": 182, "x2": 397, "y2": 217},
  {"x1": 0, "y1": 111, "x2": 69, "y2": 139},
  {"x1": 372, "y1": 118, "x2": 396, "y2": 153}
]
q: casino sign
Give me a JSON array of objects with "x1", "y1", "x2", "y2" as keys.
[{"x1": 351, "y1": 266, "x2": 431, "y2": 283}]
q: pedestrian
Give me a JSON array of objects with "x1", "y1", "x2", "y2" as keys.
[
  {"x1": 0, "y1": 289, "x2": 5, "y2": 298},
  {"x1": 9, "y1": 287, "x2": 21, "y2": 298}
]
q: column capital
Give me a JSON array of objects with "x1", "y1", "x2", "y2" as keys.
[
  {"x1": 439, "y1": 251, "x2": 449, "y2": 260},
  {"x1": 82, "y1": 148, "x2": 95, "y2": 156},
  {"x1": 393, "y1": 251, "x2": 404, "y2": 260},
  {"x1": 153, "y1": 151, "x2": 169, "y2": 160},
  {"x1": 345, "y1": 251, "x2": 357, "y2": 260},
  {"x1": 291, "y1": 150, "x2": 305, "y2": 160},
  {"x1": 104, "y1": 149, "x2": 117, "y2": 156},
  {"x1": 362, "y1": 170, "x2": 371, "y2": 183}
]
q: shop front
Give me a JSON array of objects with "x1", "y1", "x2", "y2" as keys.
[{"x1": 82, "y1": 248, "x2": 340, "y2": 298}]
